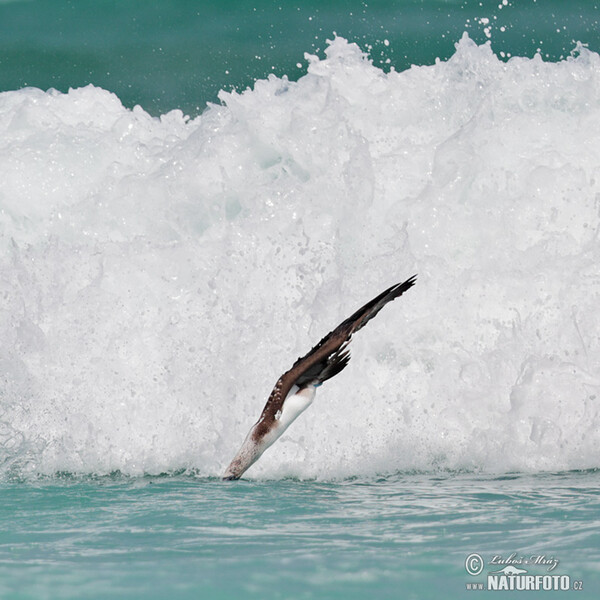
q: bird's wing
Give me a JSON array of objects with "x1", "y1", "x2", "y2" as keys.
[{"x1": 252, "y1": 275, "x2": 417, "y2": 438}]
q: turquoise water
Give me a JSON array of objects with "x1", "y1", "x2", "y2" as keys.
[
  {"x1": 1, "y1": 0, "x2": 599, "y2": 115},
  {"x1": 2, "y1": 0, "x2": 600, "y2": 598},
  {"x1": 2, "y1": 471, "x2": 599, "y2": 599}
]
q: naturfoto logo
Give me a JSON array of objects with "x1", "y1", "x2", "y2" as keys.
[{"x1": 464, "y1": 552, "x2": 584, "y2": 592}]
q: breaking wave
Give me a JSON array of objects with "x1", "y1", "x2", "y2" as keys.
[{"x1": 1, "y1": 35, "x2": 599, "y2": 479}]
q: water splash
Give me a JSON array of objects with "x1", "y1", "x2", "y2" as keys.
[{"x1": 1, "y1": 35, "x2": 599, "y2": 480}]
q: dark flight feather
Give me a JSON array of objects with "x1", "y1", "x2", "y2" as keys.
[{"x1": 252, "y1": 275, "x2": 417, "y2": 440}]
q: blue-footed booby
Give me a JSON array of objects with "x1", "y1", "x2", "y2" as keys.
[{"x1": 222, "y1": 275, "x2": 417, "y2": 480}]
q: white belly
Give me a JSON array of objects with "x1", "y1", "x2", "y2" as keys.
[{"x1": 264, "y1": 385, "x2": 316, "y2": 446}]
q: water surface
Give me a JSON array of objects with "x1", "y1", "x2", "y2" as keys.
[{"x1": 2, "y1": 471, "x2": 599, "y2": 599}]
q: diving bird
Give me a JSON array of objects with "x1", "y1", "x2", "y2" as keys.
[{"x1": 222, "y1": 275, "x2": 417, "y2": 480}]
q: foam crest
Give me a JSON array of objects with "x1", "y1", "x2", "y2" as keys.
[{"x1": 1, "y1": 35, "x2": 599, "y2": 479}]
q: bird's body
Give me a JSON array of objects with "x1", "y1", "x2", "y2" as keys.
[{"x1": 222, "y1": 275, "x2": 416, "y2": 480}]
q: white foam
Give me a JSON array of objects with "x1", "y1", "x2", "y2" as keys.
[{"x1": 1, "y1": 34, "x2": 600, "y2": 480}]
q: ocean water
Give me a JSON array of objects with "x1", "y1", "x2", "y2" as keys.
[
  {"x1": 1, "y1": 0, "x2": 600, "y2": 598},
  {"x1": 1, "y1": 0, "x2": 599, "y2": 115},
  {"x1": 1, "y1": 472, "x2": 599, "y2": 599}
]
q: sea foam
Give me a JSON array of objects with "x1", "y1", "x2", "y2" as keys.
[{"x1": 1, "y1": 35, "x2": 599, "y2": 480}]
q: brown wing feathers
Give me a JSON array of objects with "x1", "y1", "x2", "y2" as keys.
[{"x1": 255, "y1": 275, "x2": 417, "y2": 433}]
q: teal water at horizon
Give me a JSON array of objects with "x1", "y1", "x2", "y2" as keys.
[
  {"x1": 2, "y1": 471, "x2": 599, "y2": 599},
  {"x1": 1, "y1": 0, "x2": 599, "y2": 115}
]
